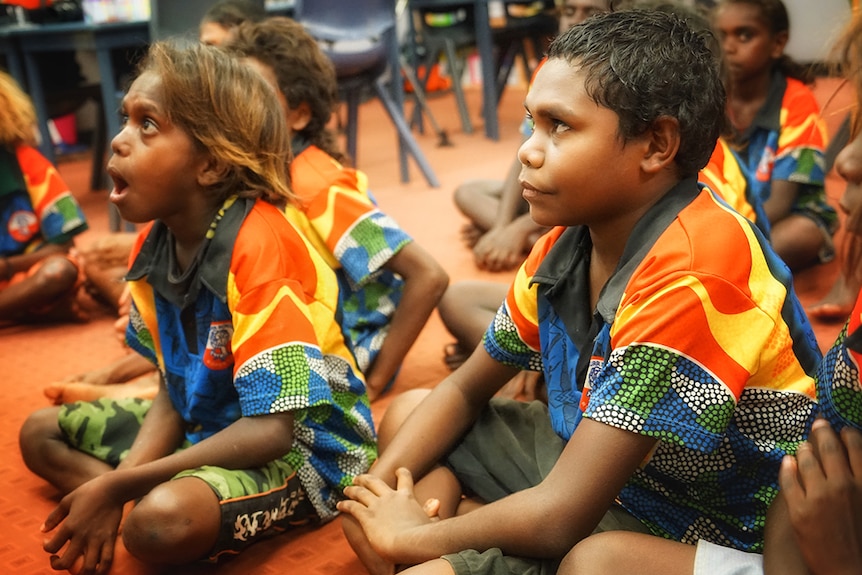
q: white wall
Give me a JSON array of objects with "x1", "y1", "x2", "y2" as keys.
[{"x1": 784, "y1": 0, "x2": 851, "y2": 64}]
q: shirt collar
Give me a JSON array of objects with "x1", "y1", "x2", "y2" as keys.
[
  {"x1": 126, "y1": 196, "x2": 254, "y2": 307},
  {"x1": 532, "y1": 177, "x2": 701, "y2": 323}
]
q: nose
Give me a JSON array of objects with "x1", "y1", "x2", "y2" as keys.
[
  {"x1": 110, "y1": 125, "x2": 129, "y2": 156},
  {"x1": 518, "y1": 133, "x2": 543, "y2": 169},
  {"x1": 835, "y1": 130, "x2": 862, "y2": 187}
]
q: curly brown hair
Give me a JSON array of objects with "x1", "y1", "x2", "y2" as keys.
[
  {"x1": 223, "y1": 16, "x2": 345, "y2": 163},
  {"x1": 0, "y1": 70, "x2": 38, "y2": 148},
  {"x1": 136, "y1": 40, "x2": 293, "y2": 205}
]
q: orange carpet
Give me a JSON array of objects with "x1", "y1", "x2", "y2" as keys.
[{"x1": 0, "y1": 78, "x2": 852, "y2": 574}]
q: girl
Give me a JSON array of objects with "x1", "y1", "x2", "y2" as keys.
[
  {"x1": 224, "y1": 16, "x2": 449, "y2": 401},
  {"x1": 0, "y1": 69, "x2": 90, "y2": 324},
  {"x1": 18, "y1": 41, "x2": 376, "y2": 574},
  {"x1": 714, "y1": 0, "x2": 836, "y2": 272}
]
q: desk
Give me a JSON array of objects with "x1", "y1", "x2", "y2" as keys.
[
  {"x1": 0, "y1": 20, "x2": 149, "y2": 230},
  {"x1": 409, "y1": 0, "x2": 550, "y2": 141},
  {"x1": 3, "y1": 20, "x2": 149, "y2": 165}
]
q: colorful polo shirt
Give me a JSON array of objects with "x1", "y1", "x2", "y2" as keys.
[
  {"x1": 0, "y1": 145, "x2": 87, "y2": 258},
  {"x1": 727, "y1": 71, "x2": 836, "y2": 234},
  {"x1": 699, "y1": 137, "x2": 770, "y2": 237},
  {"x1": 285, "y1": 141, "x2": 412, "y2": 376},
  {"x1": 484, "y1": 178, "x2": 821, "y2": 551},
  {"x1": 816, "y1": 292, "x2": 862, "y2": 432},
  {"x1": 124, "y1": 196, "x2": 376, "y2": 520}
]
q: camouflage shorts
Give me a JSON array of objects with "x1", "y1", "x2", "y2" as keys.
[{"x1": 58, "y1": 397, "x2": 319, "y2": 560}]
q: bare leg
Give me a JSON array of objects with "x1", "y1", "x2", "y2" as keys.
[
  {"x1": 18, "y1": 406, "x2": 113, "y2": 494},
  {"x1": 79, "y1": 233, "x2": 137, "y2": 310},
  {"x1": 44, "y1": 371, "x2": 160, "y2": 405},
  {"x1": 453, "y1": 179, "x2": 504, "y2": 247},
  {"x1": 559, "y1": 531, "x2": 696, "y2": 575},
  {"x1": 808, "y1": 271, "x2": 861, "y2": 322},
  {"x1": 438, "y1": 281, "x2": 508, "y2": 370},
  {"x1": 398, "y1": 558, "x2": 457, "y2": 574},
  {"x1": 0, "y1": 255, "x2": 85, "y2": 322},
  {"x1": 343, "y1": 390, "x2": 467, "y2": 575},
  {"x1": 122, "y1": 476, "x2": 221, "y2": 564},
  {"x1": 770, "y1": 215, "x2": 829, "y2": 273}
]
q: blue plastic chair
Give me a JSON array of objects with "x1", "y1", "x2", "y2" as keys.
[{"x1": 293, "y1": 0, "x2": 439, "y2": 187}]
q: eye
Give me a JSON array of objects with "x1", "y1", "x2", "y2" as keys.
[
  {"x1": 550, "y1": 118, "x2": 570, "y2": 134},
  {"x1": 524, "y1": 112, "x2": 535, "y2": 133},
  {"x1": 141, "y1": 118, "x2": 158, "y2": 134}
]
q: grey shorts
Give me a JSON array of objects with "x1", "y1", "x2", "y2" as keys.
[{"x1": 440, "y1": 399, "x2": 651, "y2": 575}]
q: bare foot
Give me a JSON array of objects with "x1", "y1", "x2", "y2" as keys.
[
  {"x1": 808, "y1": 274, "x2": 859, "y2": 323},
  {"x1": 443, "y1": 343, "x2": 470, "y2": 371},
  {"x1": 459, "y1": 223, "x2": 483, "y2": 249},
  {"x1": 44, "y1": 373, "x2": 159, "y2": 405}
]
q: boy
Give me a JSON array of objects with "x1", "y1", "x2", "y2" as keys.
[{"x1": 339, "y1": 9, "x2": 821, "y2": 575}]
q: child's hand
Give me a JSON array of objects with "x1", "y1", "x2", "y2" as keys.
[
  {"x1": 779, "y1": 418, "x2": 862, "y2": 574},
  {"x1": 338, "y1": 468, "x2": 434, "y2": 564},
  {"x1": 41, "y1": 475, "x2": 125, "y2": 575}
]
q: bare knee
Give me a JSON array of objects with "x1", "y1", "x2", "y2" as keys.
[
  {"x1": 377, "y1": 389, "x2": 431, "y2": 451},
  {"x1": 34, "y1": 256, "x2": 79, "y2": 290},
  {"x1": 19, "y1": 406, "x2": 63, "y2": 473},
  {"x1": 558, "y1": 533, "x2": 617, "y2": 575},
  {"x1": 123, "y1": 477, "x2": 220, "y2": 564}
]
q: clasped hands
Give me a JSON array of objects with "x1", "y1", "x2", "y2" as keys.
[{"x1": 337, "y1": 467, "x2": 438, "y2": 563}]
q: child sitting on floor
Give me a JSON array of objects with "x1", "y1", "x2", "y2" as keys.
[
  {"x1": 0, "y1": 69, "x2": 90, "y2": 324},
  {"x1": 338, "y1": 9, "x2": 822, "y2": 575},
  {"x1": 557, "y1": 12, "x2": 862, "y2": 573},
  {"x1": 224, "y1": 16, "x2": 449, "y2": 401},
  {"x1": 714, "y1": 0, "x2": 836, "y2": 272},
  {"x1": 19, "y1": 40, "x2": 375, "y2": 574}
]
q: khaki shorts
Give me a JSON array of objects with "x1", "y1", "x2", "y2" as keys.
[{"x1": 440, "y1": 399, "x2": 652, "y2": 575}]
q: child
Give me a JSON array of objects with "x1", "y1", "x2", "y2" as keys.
[
  {"x1": 42, "y1": 1, "x2": 273, "y2": 405},
  {"x1": 439, "y1": 0, "x2": 611, "y2": 377},
  {"x1": 199, "y1": 0, "x2": 266, "y2": 46},
  {"x1": 224, "y1": 16, "x2": 449, "y2": 401},
  {"x1": 557, "y1": 12, "x2": 862, "y2": 574},
  {"x1": 714, "y1": 0, "x2": 837, "y2": 272},
  {"x1": 452, "y1": 0, "x2": 611, "y2": 273},
  {"x1": 0, "y1": 70, "x2": 90, "y2": 324},
  {"x1": 18, "y1": 41, "x2": 376, "y2": 573},
  {"x1": 338, "y1": 10, "x2": 822, "y2": 575}
]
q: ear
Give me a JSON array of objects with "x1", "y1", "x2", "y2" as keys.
[
  {"x1": 770, "y1": 30, "x2": 789, "y2": 60},
  {"x1": 286, "y1": 102, "x2": 313, "y2": 133},
  {"x1": 641, "y1": 116, "x2": 680, "y2": 174},
  {"x1": 196, "y1": 154, "x2": 228, "y2": 188}
]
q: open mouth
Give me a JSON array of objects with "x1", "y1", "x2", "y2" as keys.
[{"x1": 107, "y1": 166, "x2": 129, "y2": 200}]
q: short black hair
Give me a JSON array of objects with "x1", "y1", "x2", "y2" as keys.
[{"x1": 548, "y1": 8, "x2": 725, "y2": 176}]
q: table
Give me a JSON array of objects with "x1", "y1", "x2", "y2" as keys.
[
  {"x1": 0, "y1": 20, "x2": 148, "y2": 230},
  {"x1": 409, "y1": 0, "x2": 543, "y2": 141}
]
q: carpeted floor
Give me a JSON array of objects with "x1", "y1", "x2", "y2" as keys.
[{"x1": 0, "y1": 77, "x2": 853, "y2": 574}]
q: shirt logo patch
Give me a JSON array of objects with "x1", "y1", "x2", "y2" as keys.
[
  {"x1": 203, "y1": 321, "x2": 234, "y2": 370},
  {"x1": 755, "y1": 146, "x2": 775, "y2": 183},
  {"x1": 580, "y1": 356, "x2": 603, "y2": 412},
  {"x1": 7, "y1": 210, "x2": 38, "y2": 243}
]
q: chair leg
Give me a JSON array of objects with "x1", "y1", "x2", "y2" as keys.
[
  {"x1": 373, "y1": 78, "x2": 440, "y2": 187},
  {"x1": 442, "y1": 39, "x2": 473, "y2": 134},
  {"x1": 344, "y1": 90, "x2": 361, "y2": 165}
]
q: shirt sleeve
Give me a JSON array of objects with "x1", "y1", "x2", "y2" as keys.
[
  {"x1": 586, "y1": 250, "x2": 807, "y2": 452},
  {"x1": 16, "y1": 145, "x2": 88, "y2": 244},
  {"x1": 772, "y1": 81, "x2": 827, "y2": 186}
]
